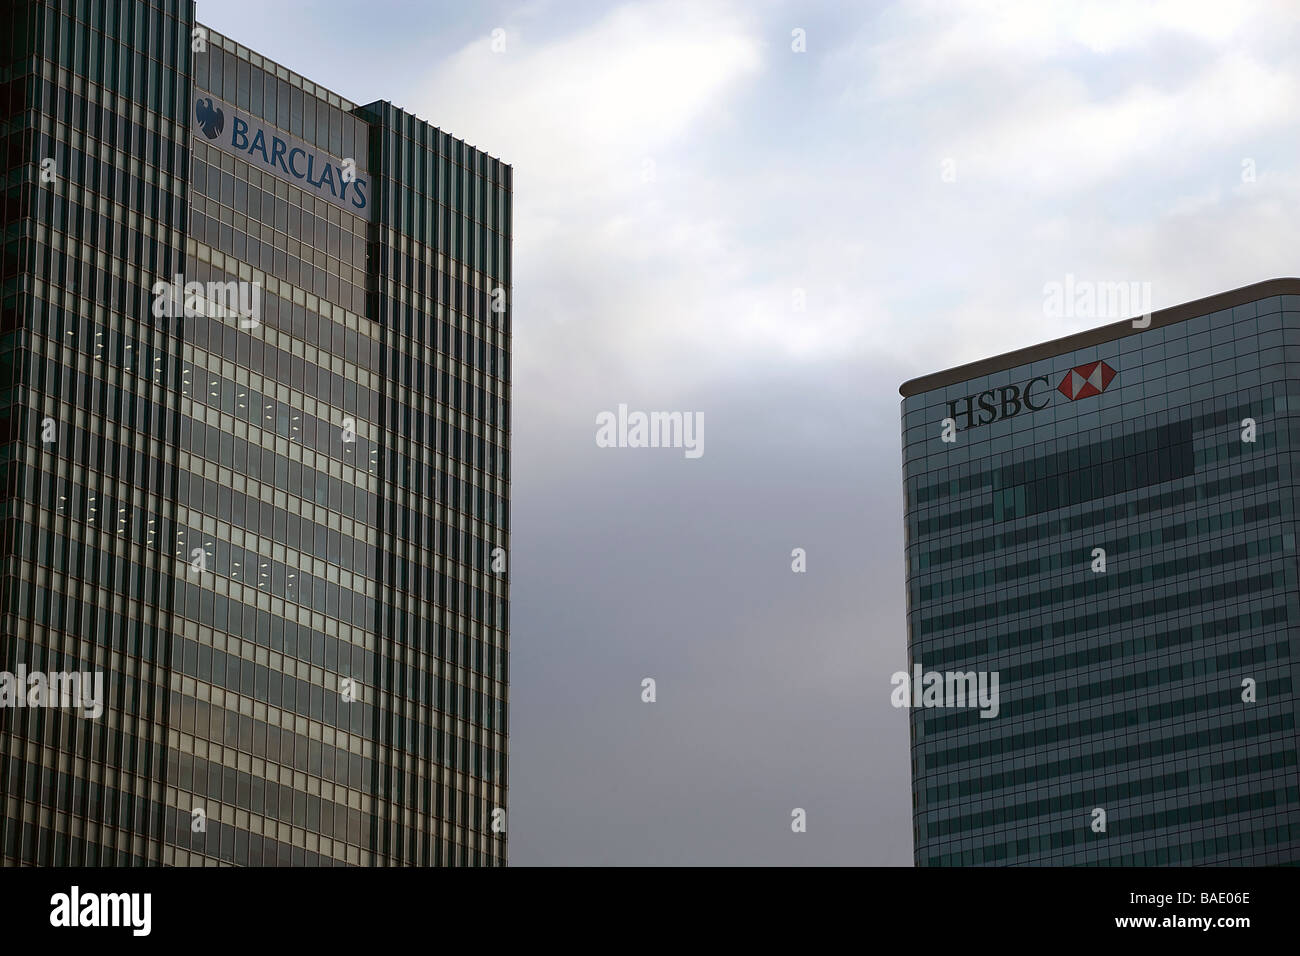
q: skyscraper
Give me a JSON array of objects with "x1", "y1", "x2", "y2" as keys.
[
  {"x1": 1, "y1": 0, "x2": 510, "y2": 866},
  {"x1": 900, "y1": 279, "x2": 1300, "y2": 865}
]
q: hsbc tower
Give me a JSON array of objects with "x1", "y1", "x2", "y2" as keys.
[{"x1": 899, "y1": 279, "x2": 1300, "y2": 866}]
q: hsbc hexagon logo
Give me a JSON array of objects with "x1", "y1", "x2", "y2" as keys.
[
  {"x1": 1057, "y1": 360, "x2": 1116, "y2": 401},
  {"x1": 944, "y1": 360, "x2": 1118, "y2": 432}
]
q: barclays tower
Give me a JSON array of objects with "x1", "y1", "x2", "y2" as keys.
[
  {"x1": 900, "y1": 279, "x2": 1300, "y2": 866},
  {"x1": 1, "y1": 1, "x2": 511, "y2": 866}
]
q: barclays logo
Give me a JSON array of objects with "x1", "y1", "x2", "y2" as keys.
[
  {"x1": 195, "y1": 97, "x2": 224, "y2": 140},
  {"x1": 230, "y1": 117, "x2": 369, "y2": 212},
  {"x1": 193, "y1": 93, "x2": 372, "y2": 220}
]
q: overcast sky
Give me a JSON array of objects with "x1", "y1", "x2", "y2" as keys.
[{"x1": 196, "y1": 0, "x2": 1300, "y2": 865}]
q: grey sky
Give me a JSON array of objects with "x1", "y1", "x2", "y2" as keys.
[{"x1": 196, "y1": 0, "x2": 1300, "y2": 864}]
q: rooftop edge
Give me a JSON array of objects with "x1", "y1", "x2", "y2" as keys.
[
  {"x1": 899, "y1": 277, "x2": 1300, "y2": 398},
  {"x1": 198, "y1": 23, "x2": 511, "y2": 169}
]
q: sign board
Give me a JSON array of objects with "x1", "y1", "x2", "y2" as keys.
[{"x1": 193, "y1": 92, "x2": 373, "y2": 220}]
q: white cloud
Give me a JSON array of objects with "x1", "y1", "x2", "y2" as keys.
[
  {"x1": 351, "y1": 0, "x2": 1300, "y2": 396},
  {"x1": 952, "y1": 52, "x2": 1298, "y2": 192},
  {"x1": 858, "y1": 0, "x2": 1271, "y2": 99},
  {"x1": 416, "y1": 2, "x2": 763, "y2": 187}
]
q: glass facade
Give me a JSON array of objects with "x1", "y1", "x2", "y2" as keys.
[
  {"x1": 0, "y1": 0, "x2": 510, "y2": 867},
  {"x1": 901, "y1": 287, "x2": 1300, "y2": 865}
]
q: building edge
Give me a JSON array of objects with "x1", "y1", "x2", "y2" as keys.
[{"x1": 899, "y1": 277, "x2": 1300, "y2": 398}]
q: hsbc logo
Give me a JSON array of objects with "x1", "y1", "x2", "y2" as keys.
[
  {"x1": 945, "y1": 375, "x2": 1052, "y2": 432},
  {"x1": 945, "y1": 361, "x2": 1117, "y2": 432},
  {"x1": 1057, "y1": 360, "x2": 1115, "y2": 401}
]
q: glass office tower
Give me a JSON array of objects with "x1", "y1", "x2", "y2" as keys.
[
  {"x1": 900, "y1": 279, "x2": 1300, "y2": 866},
  {"x1": 1, "y1": 1, "x2": 510, "y2": 866}
]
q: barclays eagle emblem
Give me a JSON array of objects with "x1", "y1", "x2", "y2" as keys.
[{"x1": 195, "y1": 97, "x2": 224, "y2": 140}]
